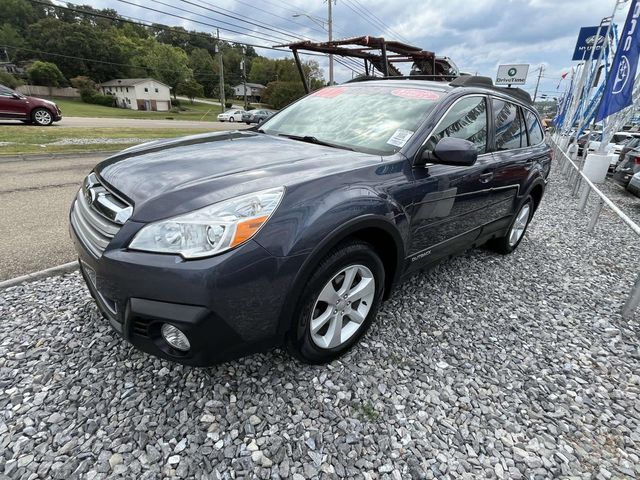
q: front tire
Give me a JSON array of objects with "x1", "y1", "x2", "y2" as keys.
[
  {"x1": 32, "y1": 108, "x2": 53, "y2": 126},
  {"x1": 229, "y1": 117, "x2": 235, "y2": 122},
  {"x1": 287, "y1": 241, "x2": 385, "y2": 364},
  {"x1": 490, "y1": 197, "x2": 533, "y2": 254}
]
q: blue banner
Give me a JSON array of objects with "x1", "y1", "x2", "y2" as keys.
[
  {"x1": 596, "y1": 0, "x2": 640, "y2": 122},
  {"x1": 573, "y1": 26, "x2": 608, "y2": 61}
]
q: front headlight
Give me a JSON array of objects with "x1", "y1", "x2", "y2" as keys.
[{"x1": 129, "y1": 187, "x2": 284, "y2": 258}]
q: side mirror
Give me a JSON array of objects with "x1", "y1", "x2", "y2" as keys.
[
  {"x1": 416, "y1": 137, "x2": 478, "y2": 167},
  {"x1": 11, "y1": 93, "x2": 22, "y2": 100}
]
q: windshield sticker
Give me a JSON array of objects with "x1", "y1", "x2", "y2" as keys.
[
  {"x1": 391, "y1": 89, "x2": 441, "y2": 100},
  {"x1": 387, "y1": 129, "x2": 414, "y2": 147},
  {"x1": 312, "y1": 87, "x2": 347, "y2": 98}
]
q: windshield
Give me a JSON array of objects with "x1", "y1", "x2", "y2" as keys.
[{"x1": 260, "y1": 85, "x2": 444, "y2": 154}]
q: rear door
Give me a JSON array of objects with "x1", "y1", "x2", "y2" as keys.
[
  {"x1": 486, "y1": 98, "x2": 529, "y2": 223},
  {"x1": 408, "y1": 95, "x2": 497, "y2": 263},
  {"x1": 0, "y1": 85, "x2": 27, "y2": 119}
]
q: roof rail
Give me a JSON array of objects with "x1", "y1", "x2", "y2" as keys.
[
  {"x1": 345, "y1": 74, "x2": 458, "y2": 84},
  {"x1": 450, "y1": 75, "x2": 533, "y2": 104}
]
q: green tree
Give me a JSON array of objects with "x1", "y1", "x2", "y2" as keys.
[
  {"x1": 248, "y1": 57, "x2": 276, "y2": 85},
  {"x1": 0, "y1": 0, "x2": 36, "y2": 33},
  {"x1": 0, "y1": 23, "x2": 25, "y2": 60},
  {"x1": 27, "y1": 60, "x2": 66, "y2": 94},
  {"x1": 189, "y1": 47, "x2": 217, "y2": 97},
  {"x1": 262, "y1": 81, "x2": 306, "y2": 109},
  {"x1": 0, "y1": 71, "x2": 23, "y2": 89},
  {"x1": 26, "y1": 18, "x2": 129, "y2": 81},
  {"x1": 177, "y1": 78, "x2": 204, "y2": 103},
  {"x1": 139, "y1": 42, "x2": 192, "y2": 99}
]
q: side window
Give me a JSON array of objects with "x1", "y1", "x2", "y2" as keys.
[
  {"x1": 425, "y1": 96, "x2": 487, "y2": 154},
  {"x1": 493, "y1": 99, "x2": 524, "y2": 150},
  {"x1": 0, "y1": 86, "x2": 14, "y2": 97},
  {"x1": 522, "y1": 109, "x2": 544, "y2": 145}
]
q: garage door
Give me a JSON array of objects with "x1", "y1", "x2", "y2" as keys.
[{"x1": 156, "y1": 101, "x2": 170, "y2": 111}]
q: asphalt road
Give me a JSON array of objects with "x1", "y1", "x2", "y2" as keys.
[{"x1": 0, "y1": 154, "x2": 105, "y2": 281}]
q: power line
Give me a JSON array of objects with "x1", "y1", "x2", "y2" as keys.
[
  {"x1": 342, "y1": 0, "x2": 411, "y2": 44},
  {"x1": 115, "y1": 0, "x2": 291, "y2": 44},
  {"x1": 349, "y1": 0, "x2": 410, "y2": 43},
  {"x1": 24, "y1": 0, "x2": 362, "y2": 77},
  {"x1": 185, "y1": 0, "x2": 308, "y2": 41}
]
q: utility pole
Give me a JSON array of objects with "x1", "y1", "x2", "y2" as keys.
[
  {"x1": 533, "y1": 64, "x2": 544, "y2": 102},
  {"x1": 216, "y1": 29, "x2": 225, "y2": 111},
  {"x1": 328, "y1": 0, "x2": 334, "y2": 85},
  {"x1": 241, "y1": 46, "x2": 248, "y2": 110}
]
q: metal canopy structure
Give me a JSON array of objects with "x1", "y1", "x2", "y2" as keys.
[{"x1": 275, "y1": 36, "x2": 460, "y2": 92}]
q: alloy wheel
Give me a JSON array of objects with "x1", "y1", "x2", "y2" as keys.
[
  {"x1": 509, "y1": 203, "x2": 531, "y2": 247},
  {"x1": 310, "y1": 264, "x2": 375, "y2": 349},
  {"x1": 34, "y1": 109, "x2": 52, "y2": 126}
]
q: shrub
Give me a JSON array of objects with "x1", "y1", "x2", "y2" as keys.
[
  {"x1": 246, "y1": 105, "x2": 256, "y2": 111},
  {"x1": 81, "y1": 93, "x2": 115, "y2": 107},
  {"x1": 70, "y1": 76, "x2": 97, "y2": 96},
  {"x1": 27, "y1": 61, "x2": 66, "y2": 87},
  {"x1": 172, "y1": 98, "x2": 181, "y2": 107},
  {"x1": 0, "y1": 71, "x2": 22, "y2": 89},
  {"x1": 225, "y1": 101, "x2": 233, "y2": 109}
]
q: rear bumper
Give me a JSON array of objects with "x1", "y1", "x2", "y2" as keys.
[{"x1": 70, "y1": 221, "x2": 305, "y2": 366}]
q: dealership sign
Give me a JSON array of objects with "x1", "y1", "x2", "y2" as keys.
[
  {"x1": 572, "y1": 26, "x2": 608, "y2": 61},
  {"x1": 495, "y1": 64, "x2": 529, "y2": 85}
]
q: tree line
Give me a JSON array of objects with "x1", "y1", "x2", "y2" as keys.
[{"x1": 0, "y1": 0, "x2": 325, "y2": 108}]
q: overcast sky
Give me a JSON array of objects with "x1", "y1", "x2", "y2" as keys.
[{"x1": 91, "y1": 0, "x2": 630, "y2": 99}]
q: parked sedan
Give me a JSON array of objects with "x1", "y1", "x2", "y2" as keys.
[
  {"x1": 70, "y1": 78, "x2": 551, "y2": 366},
  {"x1": 0, "y1": 84, "x2": 62, "y2": 126},
  {"x1": 217, "y1": 109, "x2": 245, "y2": 122},
  {"x1": 242, "y1": 109, "x2": 275, "y2": 125},
  {"x1": 612, "y1": 147, "x2": 640, "y2": 187}
]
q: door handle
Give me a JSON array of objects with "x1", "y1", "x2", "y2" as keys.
[{"x1": 479, "y1": 171, "x2": 494, "y2": 183}]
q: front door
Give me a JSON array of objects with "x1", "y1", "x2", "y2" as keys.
[
  {"x1": 408, "y1": 95, "x2": 496, "y2": 266},
  {"x1": 0, "y1": 85, "x2": 27, "y2": 119}
]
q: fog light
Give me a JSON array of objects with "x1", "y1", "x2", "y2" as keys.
[{"x1": 161, "y1": 323, "x2": 190, "y2": 351}]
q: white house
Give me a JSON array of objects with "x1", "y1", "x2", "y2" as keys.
[
  {"x1": 99, "y1": 78, "x2": 172, "y2": 111},
  {"x1": 233, "y1": 83, "x2": 265, "y2": 102}
]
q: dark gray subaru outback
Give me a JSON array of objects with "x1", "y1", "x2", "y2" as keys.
[{"x1": 70, "y1": 76, "x2": 551, "y2": 366}]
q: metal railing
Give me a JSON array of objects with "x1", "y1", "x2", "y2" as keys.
[{"x1": 551, "y1": 136, "x2": 640, "y2": 319}]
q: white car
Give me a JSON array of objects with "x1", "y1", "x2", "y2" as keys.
[
  {"x1": 588, "y1": 132, "x2": 640, "y2": 156},
  {"x1": 217, "y1": 109, "x2": 245, "y2": 122}
]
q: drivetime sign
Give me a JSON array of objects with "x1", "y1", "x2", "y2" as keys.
[{"x1": 496, "y1": 64, "x2": 529, "y2": 85}]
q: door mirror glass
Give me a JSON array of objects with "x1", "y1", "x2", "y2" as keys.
[
  {"x1": 11, "y1": 92, "x2": 22, "y2": 100},
  {"x1": 421, "y1": 137, "x2": 478, "y2": 166}
]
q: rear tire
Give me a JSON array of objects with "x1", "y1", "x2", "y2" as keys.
[
  {"x1": 229, "y1": 117, "x2": 235, "y2": 122},
  {"x1": 490, "y1": 197, "x2": 533, "y2": 254},
  {"x1": 287, "y1": 241, "x2": 385, "y2": 364},
  {"x1": 32, "y1": 108, "x2": 53, "y2": 126}
]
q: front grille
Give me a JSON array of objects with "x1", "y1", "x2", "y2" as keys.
[{"x1": 70, "y1": 173, "x2": 132, "y2": 257}]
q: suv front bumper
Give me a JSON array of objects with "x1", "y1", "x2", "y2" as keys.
[{"x1": 70, "y1": 224, "x2": 303, "y2": 366}]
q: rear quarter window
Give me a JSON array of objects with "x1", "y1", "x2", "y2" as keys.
[{"x1": 523, "y1": 109, "x2": 544, "y2": 145}]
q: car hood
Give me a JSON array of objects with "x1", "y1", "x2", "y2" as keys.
[
  {"x1": 95, "y1": 130, "x2": 381, "y2": 222},
  {"x1": 26, "y1": 96, "x2": 58, "y2": 108}
]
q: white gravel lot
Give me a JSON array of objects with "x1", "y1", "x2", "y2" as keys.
[{"x1": 1, "y1": 165, "x2": 640, "y2": 480}]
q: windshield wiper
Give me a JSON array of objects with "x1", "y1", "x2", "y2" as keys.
[{"x1": 277, "y1": 133, "x2": 354, "y2": 151}]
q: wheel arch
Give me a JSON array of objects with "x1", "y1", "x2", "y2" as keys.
[
  {"x1": 525, "y1": 180, "x2": 545, "y2": 211},
  {"x1": 276, "y1": 215, "x2": 406, "y2": 337}
]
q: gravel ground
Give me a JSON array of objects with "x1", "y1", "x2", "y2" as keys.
[{"x1": 1, "y1": 164, "x2": 640, "y2": 480}]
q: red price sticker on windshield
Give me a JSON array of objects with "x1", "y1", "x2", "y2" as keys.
[
  {"x1": 313, "y1": 87, "x2": 347, "y2": 98},
  {"x1": 391, "y1": 89, "x2": 441, "y2": 100}
]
